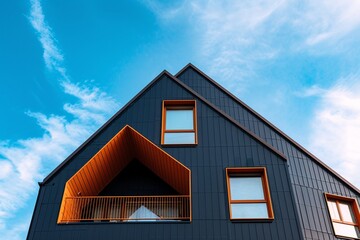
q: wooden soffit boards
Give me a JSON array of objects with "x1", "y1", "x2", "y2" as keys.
[
  {"x1": 128, "y1": 127, "x2": 190, "y2": 195},
  {"x1": 64, "y1": 125, "x2": 190, "y2": 197}
]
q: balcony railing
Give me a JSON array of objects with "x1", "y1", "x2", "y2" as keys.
[{"x1": 59, "y1": 195, "x2": 190, "y2": 223}]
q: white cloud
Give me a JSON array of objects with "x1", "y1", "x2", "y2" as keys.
[
  {"x1": 62, "y1": 81, "x2": 118, "y2": 117},
  {"x1": 189, "y1": 0, "x2": 286, "y2": 87},
  {"x1": 145, "y1": 0, "x2": 360, "y2": 189},
  {"x1": 142, "y1": 0, "x2": 187, "y2": 20},
  {"x1": 0, "y1": 161, "x2": 13, "y2": 180},
  {"x1": 194, "y1": 0, "x2": 360, "y2": 84},
  {"x1": 295, "y1": 85, "x2": 327, "y2": 98},
  {"x1": 146, "y1": 0, "x2": 360, "y2": 89},
  {"x1": 29, "y1": 0, "x2": 67, "y2": 78},
  {"x1": 0, "y1": 0, "x2": 119, "y2": 239},
  {"x1": 144, "y1": 0, "x2": 288, "y2": 86},
  {"x1": 0, "y1": 82, "x2": 118, "y2": 239},
  {"x1": 308, "y1": 75, "x2": 360, "y2": 188},
  {"x1": 298, "y1": 0, "x2": 360, "y2": 45}
]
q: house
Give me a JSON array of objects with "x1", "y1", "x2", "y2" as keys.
[{"x1": 27, "y1": 64, "x2": 360, "y2": 240}]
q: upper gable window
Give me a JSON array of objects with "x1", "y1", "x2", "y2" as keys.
[
  {"x1": 325, "y1": 193, "x2": 360, "y2": 239},
  {"x1": 226, "y1": 167, "x2": 274, "y2": 220},
  {"x1": 161, "y1": 100, "x2": 197, "y2": 145}
]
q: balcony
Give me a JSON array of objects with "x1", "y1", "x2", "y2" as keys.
[
  {"x1": 57, "y1": 126, "x2": 192, "y2": 223},
  {"x1": 60, "y1": 195, "x2": 190, "y2": 223}
]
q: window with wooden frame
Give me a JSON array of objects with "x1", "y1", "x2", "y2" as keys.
[
  {"x1": 161, "y1": 100, "x2": 197, "y2": 145},
  {"x1": 226, "y1": 167, "x2": 274, "y2": 220},
  {"x1": 325, "y1": 193, "x2": 360, "y2": 239}
]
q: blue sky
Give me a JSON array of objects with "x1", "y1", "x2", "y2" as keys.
[{"x1": 1, "y1": 0, "x2": 360, "y2": 239}]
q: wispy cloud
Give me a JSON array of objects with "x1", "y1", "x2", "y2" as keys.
[
  {"x1": 143, "y1": 0, "x2": 187, "y2": 21},
  {"x1": 295, "y1": 85, "x2": 327, "y2": 98},
  {"x1": 191, "y1": 0, "x2": 285, "y2": 84},
  {"x1": 193, "y1": 0, "x2": 360, "y2": 82},
  {"x1": 144, "y1": 0, "x2": 360, "y2": 188},
  {"x1": 29, "y1": 0, "x2": 67, "y2": 78},
  {"x1": 145, "y1": 0, "x2": 360, "y2": 90},
  {"x1": 298, "y1": 0, "x2": 360, "y2": 45},
  {"x1": 308, "y1": 75, "x2": 360, "y2": 188},
  {"x1": 0, "y1": 0, "x2": 118, "y2": 239}
]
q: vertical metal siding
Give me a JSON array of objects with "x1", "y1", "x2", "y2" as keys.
[{"x1": 177, "y1": 68, "x2": 360, "y2": 239}]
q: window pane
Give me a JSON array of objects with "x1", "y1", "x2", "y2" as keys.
[
  {"x1": 164, "y1": 132, "x2": 195, "y2": 144},
  {"x1": 327, "y1": 200, "x2": 340, "y2": 220},
  {"x1": 166, "y1": 110, "x2": 193, "y2": 130},
  {"x1": 338, "y1": 202, "x2": 356, "y2": 223},
  {"x1": 230, "y1": 177, "x2": 264, "y2": 200},
  {"x1": 333, "y1": 222, "x2": 360, "y2": 239},
  {"x1": 231, "y1": 203, "x2": 268, "y2": 218}
]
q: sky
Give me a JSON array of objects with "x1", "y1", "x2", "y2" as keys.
[{"x1": 1, "y1": 0, "x2": 360, "y2": 239}]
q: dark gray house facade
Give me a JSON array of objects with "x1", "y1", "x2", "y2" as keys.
[{"x1": 27, "y1": 64, "x2": 360, "y2": 240}]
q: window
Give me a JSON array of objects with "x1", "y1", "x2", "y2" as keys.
[
  {"x1": 325, "y1": 193, "x2": 360, "y2": 239},
  {"x1": 226, "y1": 167, "x2": 274, "y2": 220},
  {"x1": 161, "y1": 100, "x2": 197, "y2": 145}
]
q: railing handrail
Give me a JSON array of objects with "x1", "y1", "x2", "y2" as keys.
[
  {"x1": 66, "y1": 195, "x2": 190, "y2": 199},
  {"x1": 60, "y1": 195, "x2": 190, "y2": 223}
]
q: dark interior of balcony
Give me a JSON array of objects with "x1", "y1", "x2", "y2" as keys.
[{"x1": 99, "y1": 159, "x2": 179, "y2": 196}]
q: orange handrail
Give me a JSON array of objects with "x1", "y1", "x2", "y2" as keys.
[{"x1": 60, "y1": 195, "x2": 190, "y2": 223}]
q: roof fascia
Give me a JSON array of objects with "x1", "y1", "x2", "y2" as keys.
[{"x1": 176, "y1": 63, "x2": 360, "y2": 194}]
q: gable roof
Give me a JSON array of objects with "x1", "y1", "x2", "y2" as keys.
[
  {"x1": 42, "y1": 68, "x2": 287, "y2": 185},
  {"x1": 175, "y1": 63, "x2": 360, "y2": 194}
]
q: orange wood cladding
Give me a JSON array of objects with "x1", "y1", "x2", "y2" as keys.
[{"x1": 58, "y1": 125, "x2": 191, "y2": 223}]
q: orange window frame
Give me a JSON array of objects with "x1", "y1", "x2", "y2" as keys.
[
  {"x1": 161, "y1": 100, "x2": 197, "y2": 145},
  {"x1": 325, "y1": 193, "x2": 360, "y2": 239},
  {"x1": 226, "y1": 167, "x2": 274, "y2": 220}
]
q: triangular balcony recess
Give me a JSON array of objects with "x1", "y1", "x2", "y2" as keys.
[{"x1": 58, "y1": 125, "x2": 191, "y2": 223}]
